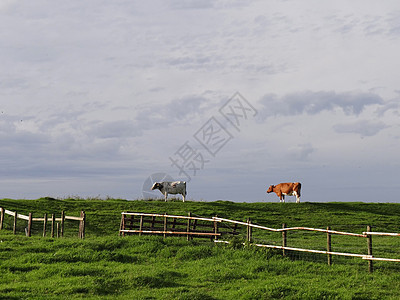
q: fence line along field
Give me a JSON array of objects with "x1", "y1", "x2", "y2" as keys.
[
  {"x1": 0, "y1": 207, "x2": 86, "y2": 238},
  {"x1": 119, "y1": 211, "x2": 400, "y2": 273},
  {"x1": 2, "y1": 198, "x2": 400, "y2": 299}
]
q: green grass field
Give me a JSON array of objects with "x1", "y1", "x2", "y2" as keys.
[{"x1": 1, "y1": 198, "x2": 400, "y2": 299}]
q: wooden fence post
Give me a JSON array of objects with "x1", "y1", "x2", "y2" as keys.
[
  {"x1": 246, "y1": 218, "x2": 249, "y2": 241},
  {"x1": 139, "y1": 215, "x2": 144, "y2": 237},
  {"x1": 163, "y1": 213, "x2": 167, "y2": 239},
  {"x1": 43, "y1": 213, "x2": 47, "y2": 237},
  {"x1": 187, "y1": 212, "x2": 191, "y2": 241},
  {"x1": 51, "y1": 214, "x2": 55, "y2": 238},
  {"x1": 80, "y1": 211, "x2": 86, "y2": 239},
  {"x1": 13, "y1": 211, "x2": 17, "y2": 235},
  {"x1": 27, "y1": 213, "x2": 33, "y2": 237},
  {"x1": 213, "y1": 215, "x2": 218, "y2": 242},
  {"x1": 282, "y1": 223, "x2": 287, "y2": 257},
  {"x1": 0, "y1": 207, "x2": 4, "y2": 230},
  {"x1": 79, "y1": 215, "x2": 82, "y2": 238},
  {"x1": 247, "y1": 218, "x2": 252, "y2": 242},
  {"x1": 249, "y1": 219, "x2": 252, "y2": 242},
  {"x1": 119, "y1": 214, "x2": 124, "y2": 236},
  {"x1": 327, "y1": 226, "x2": 332, "y2": 266},
  {"x1": 367, "y1": 225, "x2": 373, "y2": 273},
  {"x1": 61, "y1": 211, "x2": 65, "y2": 237},
  {"x1": 79, "y1": 211, "x2": 82, "y2": 239}
]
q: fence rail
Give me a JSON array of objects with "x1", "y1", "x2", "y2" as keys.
[
  {"x1": 119, "y1": 212, "x2": 224, "y2": 240},
  {"x1": 364, "y1": 231, "x2": 400, "y2": 237},
  {"x1": 120, "y1": 212, "x2": 400, "y2": 273},
  {"x1": 214, "y1": 217, "x2": 367, "y2": 237},
  {"x1": 0, "y1": 207, "x2": 86, "y2": 238}
]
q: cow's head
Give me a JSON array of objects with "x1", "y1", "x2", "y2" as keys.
[
  {"x1": 151, "y1": 182, "x2": 163, "y2": 191},
  {"x1": 267, "y1": 185, "x2": 275, "y2": 193}
]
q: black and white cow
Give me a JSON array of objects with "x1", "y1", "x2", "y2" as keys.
[{"x1": 151, "y1": 181, "x2": 187, "y2": 202}]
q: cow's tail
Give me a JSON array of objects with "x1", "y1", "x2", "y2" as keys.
[{"x1": 294, "y1": 182, "x2": 301, "y2": 197}]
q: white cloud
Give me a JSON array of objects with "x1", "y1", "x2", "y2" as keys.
[
  {"x1": 375, "y1": 100, "x2": 400, "y2": 117},
  {"x1": 333, "y1": 120, "x2": 388, "y2": 137},
  {"x1": 1, "y1": 0, "x2": 400, "y2": 201},
  {"x1": 258, "y1": 91, "x2": 384, "y2": 118}
]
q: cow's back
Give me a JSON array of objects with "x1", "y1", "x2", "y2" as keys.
[
  {"x1": 165, "y1": 181, "x2": 186, "y2": 193},
  {"x1": 277, "y1": 182, "x2": 301, "y2": 193},
  {"x1": 171, "y1": 181, "x2": 185, "y2": 188},
  {"x1": 277, "y1": 182, "x2": 292, "y2": 193}
]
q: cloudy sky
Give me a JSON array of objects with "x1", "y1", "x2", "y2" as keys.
[{"x1": 1, "y1": 0, "x2": 399, "y2": 202}]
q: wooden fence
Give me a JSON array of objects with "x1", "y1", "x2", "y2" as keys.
[
  {"x1": 120, "y1": 212, "x2": 400, "y2": 273},
  {"x1": 0, "y1": 207, "x2": 86, "y2": 239},
  {"x1": 119, "y1": 212, "x2": 226, "y2": 240}
]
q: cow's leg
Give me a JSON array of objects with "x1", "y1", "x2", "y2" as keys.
[
  {"x1": 277, "y1": 192, "x2": 282, "y2": 203},
  {"x1": 280, "y1": 194, "x2": 285, "y2": 203},
  {"x1": 164, "y1": 192, "x2": 168, "y2": 202},
  {"x1": 182, "y1": 193, "x2": 185, "y2": 202},
  {"x1": 292, "y1": 191, "x2": 299, "y2": 203}
]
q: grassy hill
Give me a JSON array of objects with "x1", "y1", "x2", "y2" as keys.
[{"x1": 1, "y1": 198, "x2": 400, "y2": 299}]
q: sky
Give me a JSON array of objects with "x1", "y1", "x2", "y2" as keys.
[{"x1": 1, "y1": 0, "x2": 400, "y2": 202}]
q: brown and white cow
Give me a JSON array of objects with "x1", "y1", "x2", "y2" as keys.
[{"x1": 267, "y1": 182, "x2": 301, "y2": 203}]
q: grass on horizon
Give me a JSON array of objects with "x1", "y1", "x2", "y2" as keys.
[{"x1": 1, "y1": 198, "x2": 400, "y2": 299}]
